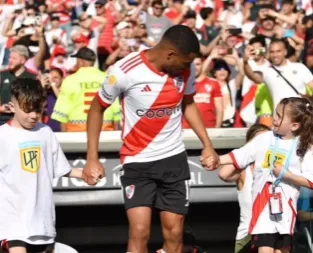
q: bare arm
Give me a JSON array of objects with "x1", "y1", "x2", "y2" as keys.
[
  {"x1": 218, "y1": 164, "x2": 241, "y2": 182},
  {"x1": 86, "y1": 97, "x2": 106, "y2": 160},
  {"x1": 182, "y1": 96, "x2": 213, "y2": 149},
  {"x1": 65, "y1": 168, "x2": 83, "y2": 179},
  {"x1": 214, "y1": 97, "x2": 223, "y2": 128}
]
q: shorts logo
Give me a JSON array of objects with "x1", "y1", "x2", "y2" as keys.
[
  {"x1": 125, "y1": 185, "x2": 135, "y2": 199},
  {"x1": 19, "y1": 141, "x2": 41, "y2": 173}
]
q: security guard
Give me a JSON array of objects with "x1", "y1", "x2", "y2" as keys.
[
  {"x1": 0, "y1": 45, "x2": 35, "y2": 125},
  {"x1": 52, "y1": 47, "x2": 120, "y2": 132}
]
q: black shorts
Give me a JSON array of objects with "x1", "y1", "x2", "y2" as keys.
[
  {"x1": 0, "y1": 240, "x2": 54, "y2": 253},
  {"x1": 251, "y1": 233, "x2": 292, "y2": 250},
  {"x1": 120, "y1": 151, "x2": 191, "y2": 215}
]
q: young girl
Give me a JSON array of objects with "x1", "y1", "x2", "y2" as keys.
[
  {"x1": 205, "y1": 97, "x2": 313, "y2": 253},
  {"x1": 218, "y1": 124, "x2": 271, "y2": 253}
]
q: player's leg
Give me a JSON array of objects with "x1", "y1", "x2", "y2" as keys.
[
  {"x1": 120, "y1": 163, "x2": 157, "y2": 253},
  {"x1": 160, "y1": 211, "x2": 185, "y2": 253},
  {"x1": 126, "y1": 207, "x2": 152, "y2": 253},
  {"x1": 155, "y1": 152, "x2": 191, "y2": 253}
]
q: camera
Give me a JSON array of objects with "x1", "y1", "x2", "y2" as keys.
[{"x1": 255, "y1": 47, "x2": 266, "y2": 56}]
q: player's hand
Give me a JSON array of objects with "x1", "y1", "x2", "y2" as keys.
[
  {"x1": 200, "y1": 147, "x2": 219, "y2": 171},
  {"x1": 83, "y1": 159, "x2": 105, "y2": 186}
]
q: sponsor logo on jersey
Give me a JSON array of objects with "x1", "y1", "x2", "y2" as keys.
[
  {"x1": 19, "y1": 141, "x2": 41, "y2": 173},
  {"x1": 101, "y1": 87, "x2": 113, "y2": 101},
  {"x1": 136, "y1": 105, "x2": 181, "y2": 118},
  {"x1": 125, "y1": 185, "x2": 135, "y2": 199},
  {"x1": 108, "y1": 75, "x2": 117, "y2": 86}
]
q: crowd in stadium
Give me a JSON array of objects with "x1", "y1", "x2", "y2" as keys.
[
  {"x1": 1, "y1": 0, "x2": 313, "y2": 131},
  {"x1": 1, "y1": 0, "x2": 313, "y2": 253}
]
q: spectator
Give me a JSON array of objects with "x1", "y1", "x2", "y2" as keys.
[
  {"x1": 0, "y1": 45, "x2": 35, "y2": 125},
  {"x1": 51, "y1": 47, "x2": 108, "y2": 132},
  {"x1": 42, "y1": 68, "x2": 64, "y2": 132},
  {"x1": 244, "y1": 38, "x2": 313, "y2": 110},
  {"x1": 146, "y1": 0, "x2": 172, "y2": 43},
  {"x1": 182, "y1": 56, "x2": 223, "y2": 128}
]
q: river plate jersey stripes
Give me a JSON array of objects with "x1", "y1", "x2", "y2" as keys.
[{"x1": 97, "y1": 51, "x2": 196, "y2": 164}]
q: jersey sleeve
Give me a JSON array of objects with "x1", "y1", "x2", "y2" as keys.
[
  {"x1": 112, "y1": 99, "x2": 121, "y2": 122},
  {"x1": 229, "y1": 132, "x2": 264, "y2": 169},
  {"x1": 184, "y1": 64, "x2": 196, "y2": 97},
  {"x1": 97, "y1": 65, "x2": 127, "y2": 108},
  {"x1": 50, "y1": 129, "x2": 72, "y2": 178},
  {"x1": 51, "y1": 77, "x2": 76, "y2": 123}
]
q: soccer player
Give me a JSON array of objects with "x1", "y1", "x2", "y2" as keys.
[
  {"x1": 0, "y1": 78, "x2": 83, "y2": 253},
  {"x1": 83, "y1": 25, "x2": 219, "y2": 253}
]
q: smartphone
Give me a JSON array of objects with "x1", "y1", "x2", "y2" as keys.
[
  {"x1": 24, "y1": 27, "x2": 36, "y2": 35},
  {"x1": 228, "y1": 28, "x2": 242, "y2": 36},
  {"x1": 14, "y1": 9, "x2": 23, "y2": 14},
  {"x1": 227, "y1": 48, "x2": 233, "y2": 54},
  {"x1": 255, "y1": 47, "x2": 266, "y2": 56},
  {"x1": 35, "y1": 16, "x2": 41, "y2": 26}
]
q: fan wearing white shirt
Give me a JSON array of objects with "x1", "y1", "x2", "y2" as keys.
[
  {"x1": 0, "y1": 78, "x2": 83, "y2": 253},
  {"x1": 243, "y1": 38, "x2": 313, "y2": 110}
]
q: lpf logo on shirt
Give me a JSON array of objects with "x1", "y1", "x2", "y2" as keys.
[
  {"x1": 173, "y1": 76, "x2": 184, "y2": 93},
  {"x1": 19, "y1": 141, "x2": 41, "y2": 173}
]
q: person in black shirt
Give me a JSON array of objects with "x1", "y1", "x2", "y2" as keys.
[{"x1": 0, "y1": 45, "x2": 36, "y2": 125}]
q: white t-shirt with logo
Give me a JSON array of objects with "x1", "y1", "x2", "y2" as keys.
[
  {"x1": 231, "y1": 131, "x2": 313, "y2": 235},
  {"x1": 0, "y1": 122, "x2": 71, "y2": 244},
  {"x1": 261, "y1": 61, "x2": 313, "y2": 109}
]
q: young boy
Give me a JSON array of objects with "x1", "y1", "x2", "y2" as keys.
[{"x1": 0, "y1": 78, "x2": 83, "y2": 253}]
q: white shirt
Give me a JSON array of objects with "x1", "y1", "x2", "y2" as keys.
[
  {"x1": 231, "y1": 131, "x2": 313, "y2": 235},
  {"x1": 236, "y1": 165, "x2": 253, "y2": 240},
  {"x1": 97, "y1": 51, "x2": 195, "y2": 164},
  {"x1": 261, "y1": 61, "x2": 313, "y2": 109},
  {"x1": 0, "y1": 123, "x2": 71, "y2": 244}
]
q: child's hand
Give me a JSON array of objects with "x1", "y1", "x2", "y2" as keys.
[{"x1": 272, "y1": 162, "x2": 283, "y2": 177}]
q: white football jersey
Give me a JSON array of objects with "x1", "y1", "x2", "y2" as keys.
[
  {"x1": 230, "y1": 131, "x2": 313, "y2": 235},
  {"x1": 0, "y1": 122, "x2": 71, "y2": 244},
  {"x1": 97, "y1": 51, "x2": 196, "y2": 164}
]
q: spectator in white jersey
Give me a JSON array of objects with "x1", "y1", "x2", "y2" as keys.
[
  {"x1": 83, "y1": 25, "x2": 219, "y2": 253},
  {"x1": 0, "y1": 78, "x2": 83, "y2": 253}
]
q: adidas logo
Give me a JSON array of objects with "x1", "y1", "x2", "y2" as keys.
[{"x1": 141, "y1": 85, "x2": 151, "y2": 92}]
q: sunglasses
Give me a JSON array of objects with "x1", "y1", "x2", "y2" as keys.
[{"x1": 95, "y1": 4, "x2": 104, "y2": 9}]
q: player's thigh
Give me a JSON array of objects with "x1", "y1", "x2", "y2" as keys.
[
  {"x1": 154, "y1": 152, "x2": 190, "y2": 215},
  {"x1": 120, "y1": 163, "x2": 157, "y2": 210},
  {"x1": 126, "y1": 207, "x2": 152, "y2": 235}
]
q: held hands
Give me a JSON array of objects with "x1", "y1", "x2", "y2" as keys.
[
  {"x1": 82, "y1": 160, "x2": 105, "y2": 186},
  {"x1": 200, "y1": 147, "x2": 219, "y2": 171}
]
